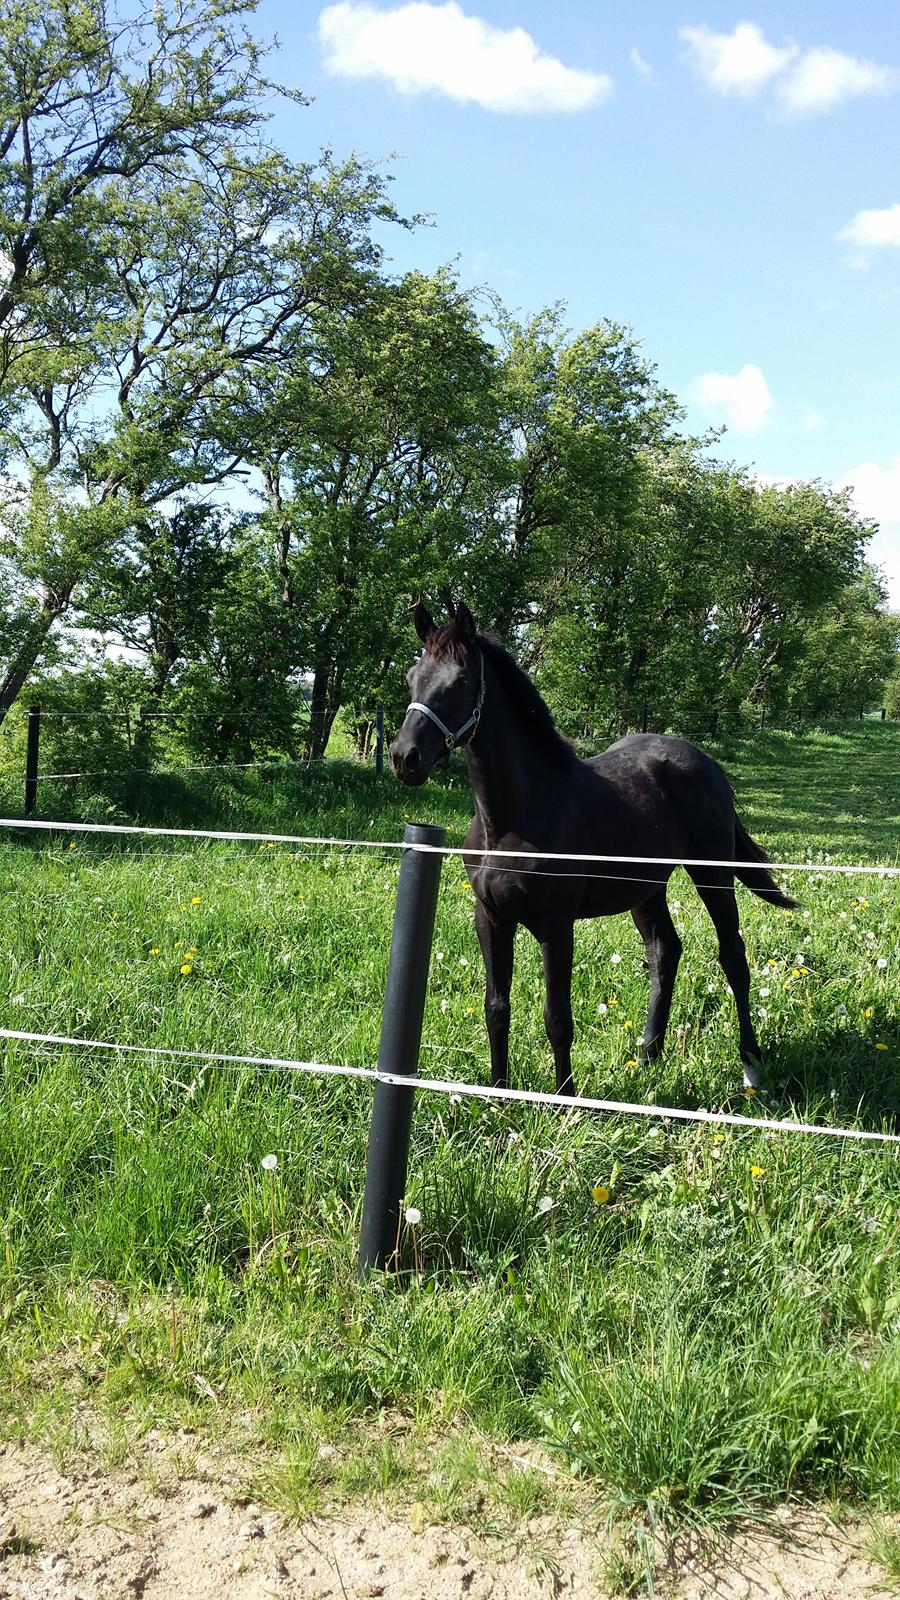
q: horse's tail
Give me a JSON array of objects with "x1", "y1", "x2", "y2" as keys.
[{"x1": 733, "y1": 814, "x2": 797, "y2": 909}]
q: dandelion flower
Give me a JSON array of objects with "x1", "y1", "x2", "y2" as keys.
[
  {"x1": 610, "y1": 953, "x2": 622, "y2": 966},
  {"x1": 626, "y1": 1058, "x2": 639, "y2": 1068},
  {"x1": 180, "y1": 963, "x2": 193, "y2": 975},
  {"x1": 191, "y1": 896, "x2": 202, "y2": 905},
  {"x1": 597, "y1": 1003, "x2": 609, "y2": 1016},
  {"x1": 876, "y1": 1043, "x2": 889, "y2": 1052},
  {"x1": 404, "y1": 1206, "x2": 421, "y2": 1226},
  {"x1": 865, "y1": 1007, "x2": 874, "y2": 1019},
  {"x1": 876, "y1": 958, "x2": 888, "y2": 970},
  {"x1": 537, "y1": 1195, "x2": 555, "y2": 1215},
  {"x1": 261, "y1": 1153, "x2": 278, "y2": 1171},
  {"x1": 622, "y1": 1019, "x2": 633, "y2": 1031},
  {"x1": 592, "y1": 1185, "x2": 610, "y2": 1205},
  {"x1": 749, "y1": 1165, "x2": 765, "y2": 1178},
  {"x1": 150, "y1": 947, "x2": 160, "y2": 955}
]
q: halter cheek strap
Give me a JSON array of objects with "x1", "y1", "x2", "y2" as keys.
[{"x1": 407, "y1": 653, "x2": 485, "y2": 750}]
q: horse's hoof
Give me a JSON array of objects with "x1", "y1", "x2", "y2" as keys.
[{"x1": 742, "y1": 1059, "x2": 762, "y2": 1090}]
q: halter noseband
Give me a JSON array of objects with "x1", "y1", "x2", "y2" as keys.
[{"x1": 407, "y1": 651, "x2": 485, "y2": 750}]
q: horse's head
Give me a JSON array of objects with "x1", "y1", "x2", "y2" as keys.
[{"x1": 390, "y1": 601, "x2": 484, "y2": 786}]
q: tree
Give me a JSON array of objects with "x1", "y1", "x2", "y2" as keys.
[
  {"x1": 234, "y1": 268, "x2": 509, "y2": 759},
  {"x1": 782, "y1": 569, "x2": 899, "y2": 718},
  {"x1": 0, "y1": 0, "x2": 401, "y2": 720}
]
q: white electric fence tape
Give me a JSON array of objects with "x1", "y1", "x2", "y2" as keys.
[
  {"x1": 0, "y1": 815, "x2": 898, "y2": 877},
  {"x1": 2, "y1": 1028, "x2": 899, "y2": 1147}
]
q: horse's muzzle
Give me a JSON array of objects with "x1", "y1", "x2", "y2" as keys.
[{"x1": 389, "y1": 738, "x2": 430, "y2": 786}]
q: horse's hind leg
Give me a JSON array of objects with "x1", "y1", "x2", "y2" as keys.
[
  {"x1": 689, "y1": 870, "x2": 763, "y2": 1088},
  {"x1": 474, "y1": 901, "x2": 515, "y2": 1090},
  {"x1": 631, "y1": 887, "x2": 682, "y2": 1062},
  {"x1": 538, "y1": 919, "x2": 576, "y2": 1096}
]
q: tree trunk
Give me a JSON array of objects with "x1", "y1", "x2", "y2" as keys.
[
  {"x1": 0, "y1": 599, "x2": 66, "y2": 724},
  {"x1": 305, "y1": 661, "x2": 345, "y2": 762}
]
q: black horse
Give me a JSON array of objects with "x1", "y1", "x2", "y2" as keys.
[{"x1": 390, "y1": 602, "x2": 794, "y2": 1095}]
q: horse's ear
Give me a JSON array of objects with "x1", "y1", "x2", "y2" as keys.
[
  {"x1": 413, "y1": 601, "x2": 436, "y2": 644},
  {"x1": 454, "y1": 602, "x2": 477, "y2": 644}
]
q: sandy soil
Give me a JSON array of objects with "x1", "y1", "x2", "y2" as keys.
[{"x1": 0, "y1": 1436, "x2": 891, "y2": 1600}]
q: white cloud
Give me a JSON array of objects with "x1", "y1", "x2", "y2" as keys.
[
  {"x1": 838, "y1": 203, "x2": 900, "y2": 251},
  {"x1": 679, "y1": 22, "x2": 796, "y2": 98},
  {"x1": 838, "y1": 459, "x2": 900, "y2": 528},
  {"x1": 629, "y1": 47, "x2": 654, "y2": 81},
  {"x1": 692, "y1": 363, "x2": 773, "y2": 434},
  {"x1": 679, "y1": 20, "x2": 897, "y2": 119},
  {"x1": 775, "y1": 46, "x2": 897, "y2": 117},
  {"x1": 317, "y1": 2, "x2": 612, "y2": 113},
  {"x1": 803, "y1": 411, "x2": 825, "y2": 431},
  {"x1": 837, "y1": 459, "x2": 900, "y2": 605}
]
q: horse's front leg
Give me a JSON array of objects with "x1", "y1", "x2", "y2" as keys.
[
  {"x1": 474, "y1": 901, "x2": 515, "y2": 1090},
  {"x1": 539, "y1": 919, "x2": 575, "y2": 1096}
]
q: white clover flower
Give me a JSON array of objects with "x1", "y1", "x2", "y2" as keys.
[
  {"x1": 459, "y1": 957, "x2": 469, "y2": 969},
  {"x1": 261, "y1": 1153, "x2": 278, "y2": 1172},
  {"x1": 435, "y1": 951, "x2": 444, "y2": 962},
  {"x1": 760, "y1": 987, "x2": 771, "y2": 998},
  {"x1": 537, "y1": 1195, "x2": 555, "y2": 1215},
  {"x1": 610, "y1": 953, "x2": 622, "y2": 965},
  {"x1": 404, "y1": 1206, "x2": 422, "y2": 1227},
  {"x1": 597, "y1": 1002, "x2": 609, "y2": 1015},
  {"x1": 876, "y1": 957, "x2": 888, "y2": 970}
]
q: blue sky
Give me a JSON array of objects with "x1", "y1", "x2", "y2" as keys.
[{"x1": 255, "y1": 0, "x2": 900, "y2": 601}]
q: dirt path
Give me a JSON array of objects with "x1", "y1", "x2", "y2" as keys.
[{"x1": 0, "y1": 1437, "x2": 890, "y2": 1599}]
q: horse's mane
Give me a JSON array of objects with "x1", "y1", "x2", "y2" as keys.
[{"x1": 427, "y1": 624, "x2": 575, "y2": 765}]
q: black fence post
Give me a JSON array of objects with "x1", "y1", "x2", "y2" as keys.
[
  {"x1": 358, "y1": 820, "x2": 445, "y2": 1277},
  {"x1": 24, "y1": 705, "x2": 40, "y2": 815},
  {"x1": 375, "y1": 704, "x2": 385, "y2": 776}
]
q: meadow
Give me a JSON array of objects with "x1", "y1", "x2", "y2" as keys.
[{"x1": 0, "y1": 722, "x2": 899, "y2": 1583}]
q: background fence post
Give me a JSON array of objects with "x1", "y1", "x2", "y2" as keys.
[
  {"x1": 759, "y1": 706, "x2": 766, "y2": 732},
  {"x1": 358, "y1": 820, "x2": 445, "y2": 1276},
  {"x1": 375, "y1": 703, "x2": 385, "y2": 776},
  {"x1": 24, "y1": 705, "x2": 40, "y2": 815}
]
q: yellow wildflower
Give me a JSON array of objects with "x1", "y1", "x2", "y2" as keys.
[
  {"x1": 180, "y1": 963, "x2": 193, "y2": 975},
  {"x1": 191, "y1": 896, "x2": 202, "y2": 905},
  {"x1": 592, "y1": 1185, "x2": 610, "y2": 1205},
  {"x1": 865, "y1": 1007, "x2": 874, "y2": 1019},
  {"x1": 150, "y1": 947, "x2": 160, "y2": 955},
  {"x1": 875, "y1": 1042, "x2": 888, "y2": 1052},
  {"x1": 622, "y1": 1019, "x2": 633, "y2": 1031},
  {"x1": 749, "y1": 1165, "x2": 765, "y2": 1178}
]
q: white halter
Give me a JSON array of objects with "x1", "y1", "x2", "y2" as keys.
[{"x1": 407, "y1": 652, "x2": 485, "y2": 750}]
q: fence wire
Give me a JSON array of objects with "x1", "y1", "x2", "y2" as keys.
[{"x1": 3, "y1": 1028, "x2": 899, "y2": 1147}]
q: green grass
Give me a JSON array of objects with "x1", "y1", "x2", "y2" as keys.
[{"x1": 0, "y1": 722, "x2": 899, "y2": 1559}]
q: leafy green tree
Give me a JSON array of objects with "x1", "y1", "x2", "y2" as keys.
[
  {"x1": 782, "y1": 569, "x2": 899, "y2": 718},
  {"x1": 0, "y1": 0, "x2": 401, "y2": 720},
  {"x1": 235, "y1": 268, "x2": 509, "y2": 758}
]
